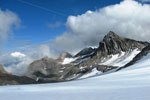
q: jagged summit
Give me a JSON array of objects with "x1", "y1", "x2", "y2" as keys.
[
  {"x1": 97, "y1": 31, "x2": 148, "y2": 55},
  {"x1": 98, "y1": 31, "x2": 127, "y2": 54},
  {"x1": 104, "y1": 31, "x2": 121, "y2": 39}
]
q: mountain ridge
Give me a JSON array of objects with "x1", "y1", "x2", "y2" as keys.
[
  {"x1": 25, "y1": 31, "x2": 149, "y2": 83},
  {"x1": 0, "y1": 31, "x2": 149, "y2": 85}
]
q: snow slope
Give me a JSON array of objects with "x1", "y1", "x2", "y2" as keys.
[
  {"x1": 62, "y1": 57, "x2": 77, "y2": 64},
  {"x1": 78, "y1": 49, "x2": 141, "y2": 79},
  {"x1": 0, "y1": 53, "x2": 150, "y2": 100},
  {"x1": 101, "y1": 49, "x2": 140, "y2": 67}
]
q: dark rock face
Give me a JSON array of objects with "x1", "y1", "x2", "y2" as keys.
[
  {"x1": 74, "y1": 47, "x2": 96, "y2": 57},
  {"x1": 96, "y1": 31, "x2": 148, "y2": 58},
  {"x1": 96, "y1": 65, "x2": 118, "y2": 72},
  {"x1": 26, "y1": 31, "x2": 149, "y2": 83},
  {"x1": 0, "y1": 74, "x2": 37, "y2": 85},
  {"x1": 75, "y1": 31, "x2": 148, "y2": 73},
  {"x1": 99, "y1": 31, "x2": 128, "y2": 54}
]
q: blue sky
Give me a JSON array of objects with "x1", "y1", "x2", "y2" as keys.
[{"x1": 1, "y1": 0, "x2": 122, "y2": 51}]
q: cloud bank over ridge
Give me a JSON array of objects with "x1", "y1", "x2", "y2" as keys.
[{"x1": 52, "y1": 0, "x2": 150, "y2": 54}]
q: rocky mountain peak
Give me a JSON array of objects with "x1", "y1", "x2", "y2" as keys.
[
  {"x1": 104, "y1": 31, "x2": 120, "y2": 39},
  {"x1": 97, "y1": 31, "x2": 148, "y2": 55},
  {"x1": 98, "y1": 31, "x2": 127, "y2": 55}
]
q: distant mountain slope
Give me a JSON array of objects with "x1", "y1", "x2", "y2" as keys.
[
  {"x1": 0, "y1": 74, "x2": 37, "y2": 85},
  {"x1": 0, "y1": 64, "x2": 37, "y2": 85},
  {"x1": 25, "y1": 31, "x2": 149, "y2": 83}
]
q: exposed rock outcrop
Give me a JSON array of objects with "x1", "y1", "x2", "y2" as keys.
[
  {"x1": 96, "y1": 31, "x2": 148, "y2": 59},
  {"x1": 76, "y1": 31, "x2": 148, "y2": 72},
  {"x1": 26, "y1": 57, "x2": 76, "y2": 82},
  {"x1": 96, "y1": 65, "x2": 118, "y2": 72},
  {"x1": 74, "y1": 47, "x2": 96, "y2": 57}
]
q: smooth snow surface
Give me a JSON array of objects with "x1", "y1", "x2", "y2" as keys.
[{"x1": 0, "y1": 52, "x2": 150, "y2": 100}]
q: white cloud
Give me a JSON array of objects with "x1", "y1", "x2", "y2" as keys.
[
  {"x1": 0, "y1": 9, "x2": 20, "y2": 42},
  {"x1": 50, "y1": 0, "x2": 150, "y2": 54},
  {"x1": 36, "y1": 44, "x2": 58, "y2": 58},
  {"x1": 11, "y1": 51, "x2": 26, "y2": 58},
  {"x1": 0, "y1": 52, "x2": 33, "y2": 75},
  {"x1": 1, "y1": 47, "x2": 59, "y2": 75},
  {"x1": 5, "y1": 56, "x2": 33, "y2": 76}
]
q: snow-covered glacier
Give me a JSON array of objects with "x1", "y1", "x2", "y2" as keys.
[{"x1": 0, "y1": 53, "x2": 150, "y2": 100}]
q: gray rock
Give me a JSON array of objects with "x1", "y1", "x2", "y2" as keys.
[
  {"x1": 96, "y1": 31, "x2": 148, "y2": 58},
  {"x1": 26, "y1": 57, "x2": 77, "y2": 82},
  {"x1": 78, "y1": 31, "x2": 148, "y2": 68},
  {"x1": 96, "y1": 65, "x2": 118, "y2": 72},
  {"x1": 74, "y1": 47, "x2": 96, "y2": 57}
]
